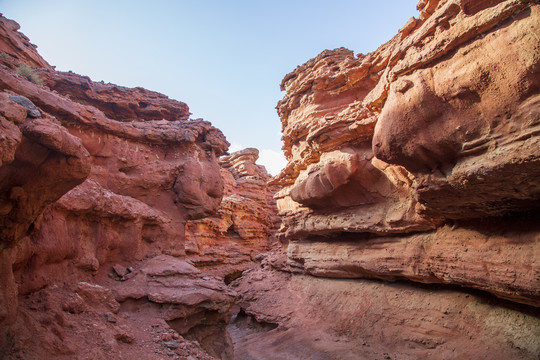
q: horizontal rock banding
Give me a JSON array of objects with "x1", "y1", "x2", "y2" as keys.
[{"x1": 274, "y1": 0, "x2": 540, "y2": 306}]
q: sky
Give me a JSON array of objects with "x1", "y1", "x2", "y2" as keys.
[{"x1": 0, "y1": 0, "x2": 419, "y2": 175}]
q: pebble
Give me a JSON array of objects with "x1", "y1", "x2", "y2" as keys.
[
  {"x1": 104, "y1": 313, "x2": 117, "y2": 323},
  {"x1": 163, "y1": 341, "x2": 179, "y2": 349}
]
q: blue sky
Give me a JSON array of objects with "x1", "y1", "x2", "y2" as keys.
[{"x1": 1, "y1": 0, "x2": 419, "y2": 174}]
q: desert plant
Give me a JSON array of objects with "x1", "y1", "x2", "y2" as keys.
[
  {"x1": 16, "y1": 64, "x2": 43, "y2": 85},
  {"x1": 0, "y1": 53, "x2": 9, "y2": 59}
]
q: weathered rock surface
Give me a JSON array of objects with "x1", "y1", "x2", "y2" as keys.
[
  {"x1": 287, "y1": 211, "x2": 540, "y2": 307},
  {"x1": 0, "y1": 14, "x2": 233, "y2": 359},
  {"x1": 231, "y1": 256, "x2": 540, "y2": 360},
  {"x1": 0, "y1": 97, "x2": 91, "y2": 247},
  {"x1": 186, "y1": 148, "x2": 280, "y2": 280},
  {"x1": 3, "y1": 280, "x2": 222, "y2": 359},
  {"x1": 104, "y1": 255, "x2": 236, "y2": 360},
  {"x1": 0, "y1": 16, "x2": 53, "y2": 70},
  {"x1": 273, "y1": 0, "x2": 540, "y2": 306},
  {"x1": 2, "y1": 0, "x2": 539, "y2": 358},
  {"x1": 372, "y1": 1, "x2": 540, "y2": 219},
  {"x1": 42, "y1": 70, "x2": 190, "y2": 122}
]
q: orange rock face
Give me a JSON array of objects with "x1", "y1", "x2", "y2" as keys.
[
  {"x1": 186, "y1": 148, "x2": 280, "y2": 280},
  {"x1": 0, "y1": 50, "x2": 228, "y2": 287},
  {"x1": 230, "y1": 2, "x2": 540, "y2": 358},
  {"x1": 225, "y1": 5, "x2": 540, "y2": 360},
  {"x1": 0, "y1": 15, "x2": 234, "y2": 359},
  {"x1": 1, "y1": 0, "x2": 539, "y2": 358},
  {"x1": 231, "y1": 256, "x2": 540, "y2": 360},
  {"x1": 0, "y1": 16, "x2": 53, "y2": 70},
  {"x1": 43, "y1": 70, "x2": 191, "y2": 122},
  {"x1": 273, "y1": 0, "x2": 540, "y2": 308}
]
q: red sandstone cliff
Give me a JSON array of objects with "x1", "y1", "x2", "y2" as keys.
[
  {"x1": 1, "y1": 0, "x2": 540, "y2": 358},
  {"x1": 186, "y1": 148, "x2": 280, "y2": 281},
  {"x1": 0, "y1": 14, "x2": 238, "y2": 359},
  {"x1": 232, "y1": 1, "x2": 540, "y2": 359},
  {"x1": 270, "y1": 0, "x2": 540, "y2": 306}
]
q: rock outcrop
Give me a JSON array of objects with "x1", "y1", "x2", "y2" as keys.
[
  {"x1": 186, "y1": 148, "x2": 280, "y2": 281},
  {"x1": 103, "y1": 255, "x2": 236, "y2": 359},
  {"x1": 6, "y1": 261, "x2": 234, "y2": 359},
  {"x1": 0, "y1": 16, "x2": 52, "y2": 70},
  {"x1": 272, "y1": 0, "x2": 540, "y2": 307},
  {"x1": 0, "y1": 14, "x2": 235, "y2": 359},
  {"x1": 2, "y1": 0, "x2": 539, "y2": 358},
  {"x1": 229, "y1": 1, "x2": 540, "y2": 359},
  {"x1": 286, "y1": 212, "x2": 539, "y2": 306},
  {"x1": 231, "y1": 255, "x2": 540, "y2": 360},
  {"x1": 42, "y1": 70, "x2": 191, "y2": 122}
]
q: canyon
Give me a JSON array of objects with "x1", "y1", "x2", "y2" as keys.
[{"x1": 0, "y1": 0, "x2": 539, "y2": 359}]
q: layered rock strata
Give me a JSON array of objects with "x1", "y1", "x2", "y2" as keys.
[
  {"x1": 6, "y1": 258, "x2": 235, "y2": 360},
  {"x1": 227, "y1": 1, "x2": 540, "y2": 359},
  {"x1": 186, "y1": 148, "x2": 280, "y2": 281},
  {"x1": 273, "y1": 0, "x2": 540, "y2": 307},
  {"x1": 231, "y1": 255, "x2": 540, "y2": 360},
  {"x1": 0, "y1": 15, "x2": 234, "y2": 359},
  {"x1": 287, "y1": 212, "x2": 539, "y2": 307},
  {"x1": 103, "y1": 255, "x2": 236, "y2": 359}
]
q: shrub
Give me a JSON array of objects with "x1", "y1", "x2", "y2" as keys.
[
  {"x1": 16, "y1": 64, "x2": 43, "y2": 85},
  {"x1": 0, "y1": 53, "x2": 9, "y2": 59}
]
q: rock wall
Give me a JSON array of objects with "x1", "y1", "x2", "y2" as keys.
[
  {"x1": 230, "y1": 1, "x2": 540, "y2": 359},
  {"x1": 2, "y1": 0, "x2": 539, "y2": 358},
  {"x1": 273, "y1": 0, "x2": 539, "y2": 306},
  {"x1": 0, "y1": 15, "x2": 235, "y2": 359},
  {"x1": 231, "y1": 254, "x2": 540, "y2": 360},
  {"x1": 186, "y1": 148, "x2": 280, "y2": 281}
]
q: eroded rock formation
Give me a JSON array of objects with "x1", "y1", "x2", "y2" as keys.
[
  {"x1": 186, "y1": 148, "x2": 280, "y2": 281},
  {"x1": 1, "y1": 0, "x2": 539, "y2": 358},
  {"x1": 0, "y1": 14, "x2": 236, "y2": 359},
  {"x1": 232, "y1": 0, "x2": 540, "y2": 359},
  {"x1": 231, "y1": 254, "x2": 540, "y2": 360},
  {"x1": 272, "y1": 0, "x2": 539, "y2": 306}
]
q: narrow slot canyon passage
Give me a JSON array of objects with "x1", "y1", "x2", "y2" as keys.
[{"x1": 1, "y1": 1, "x2": 539, "y2": 359}]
